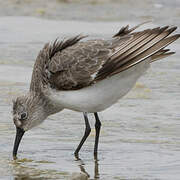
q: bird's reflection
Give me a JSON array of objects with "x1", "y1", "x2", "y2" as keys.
[
  {"x1": 94, "y1": 159, "x2": 99, "y2": 179},
  {"x1": 75, "y1": 155, "x2": 100, "y2": 179},
  {"x1": 11, "y1": 155, "x2": 100, "y2": 180}
]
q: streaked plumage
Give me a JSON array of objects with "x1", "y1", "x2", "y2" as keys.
[
  {"x1": 30, "y1": 24, "x2": 178, "y2": 93},
  {"x1": 12, "y1": 23, "x2": 180, "y2": 159}
]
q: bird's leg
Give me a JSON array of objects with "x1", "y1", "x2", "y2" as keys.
[
  {"x1": 94, "y1": 112, "x2": 101, "y2": 159},
  {"x1": 74, "y1": 112, "x2": 91, "y2": 157}
]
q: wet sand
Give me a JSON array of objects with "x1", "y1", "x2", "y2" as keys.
[{"x1": 0, "y1": 1, "x2": 180, "y2": 180}]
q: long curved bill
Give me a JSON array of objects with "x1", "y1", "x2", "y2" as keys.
[{"x1": 13, "y1": 127, "x2": 25, "y2": 160}]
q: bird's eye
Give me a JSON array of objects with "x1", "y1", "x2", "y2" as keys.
[{"x1": 20, "y1": 112, "x2": 27, "y2": 120}]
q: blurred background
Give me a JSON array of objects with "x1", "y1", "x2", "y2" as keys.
[
  {"x1": 0, "y1": 0, "x2": 180, "y2": 23},
  {"x1": 0, "y1": 0, "x2": 180, "y2": 180}
]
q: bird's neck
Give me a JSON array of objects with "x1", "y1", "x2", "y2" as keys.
[
  {"x1": 40, "y1": 93, "x2": 64, "y2": 116},
  {"x1": 30, "y1": 92, "x2": 64, "y2": 119}
]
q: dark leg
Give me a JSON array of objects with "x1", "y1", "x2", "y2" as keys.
[
  {"x1": 74, "y1": 112, "x2": 91, "y2": 157},
  {"x1": 94, "y1": 112, "x2": 101, "y2": 158}
]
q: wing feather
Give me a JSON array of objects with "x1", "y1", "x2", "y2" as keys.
[
  {"x1": 30, "y1": 23, "x2": 179, "y2": 92},
  {"x1": 95, "y1": 26, "x2": 179, "y2": 80},
  {"x1": 110, "y1": 34, "x2": 180, "y2": 76}
]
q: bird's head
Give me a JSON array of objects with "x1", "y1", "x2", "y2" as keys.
[{"x1": 12, "y1": 93, "x2": 47, "y2": 160}]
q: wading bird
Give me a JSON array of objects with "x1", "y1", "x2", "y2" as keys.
[{"x1": 12, "y1": 23, "x2": 180, "y2": 160}]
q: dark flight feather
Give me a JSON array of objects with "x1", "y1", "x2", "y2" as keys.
[{"x1": 30, "y1": 23, "x2": 180, "y2": 92}]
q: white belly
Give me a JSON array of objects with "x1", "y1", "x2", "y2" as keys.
[{"x1": 49, "y1": 59, "x2": 150, "y2": 113}]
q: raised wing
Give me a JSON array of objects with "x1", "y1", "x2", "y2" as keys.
[
  {"x1": 30, "y1": 23, "x2": 179, "y2": 92},
  {"x1": 30, "y1": 34, "x2": 131, "y2": 91}
]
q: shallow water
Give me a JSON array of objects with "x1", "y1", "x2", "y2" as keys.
[{"x1": 0, "y1": 9, "x2": 180, "y2": 180}]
